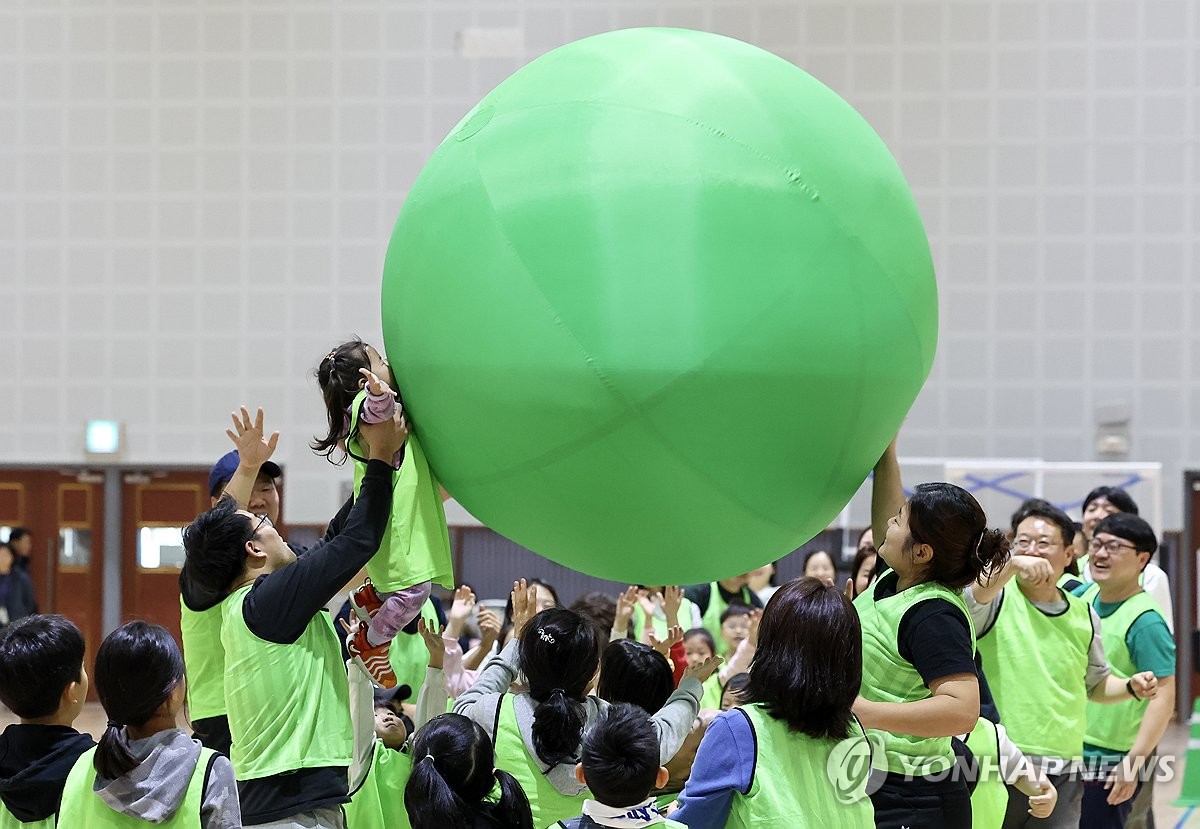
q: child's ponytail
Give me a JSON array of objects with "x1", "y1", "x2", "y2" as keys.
[
  {"x1": 93, "y1": 621, "x2": 185, "y2": 781},
  {"x1": 311, "y1": 338, "x2": 371, "y2": 462},
  {"x1": 519, "y1": 608, "x2": 603, "y2": 768},
  {"x1": 405, "y1": 753, "x2": 473, "y2": 829},
  {"x1": 484, "y1": 769, "x2": 534, "y2": 829}
]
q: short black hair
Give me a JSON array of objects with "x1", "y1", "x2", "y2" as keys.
[
  {"x1": 1010, "y1": 498, "x2": 1076, "y2": 546},
  {"x1": 181, "y1": 496, "x2": 254, "y2": 602},
  {"x1": 580, "y1": 703, "x2": 661, "y2": 808},
  {"x1": 597, "y1": 640, "x2": 674, "y2": 713},
  {"x1": 0, "y1": 615, "x2": 85, "y2": 718},
  {"x1": 7, "y1": 527, "x2": 30, "y2": 545},
  {"x1": 1094, "y1": 513, "x2": 1158, "y2": 559},
  {"x1": 1083, "y1": 486, "x2": 1139, "y2": 516},
  {"x1": 718, "y1": 604, "x2": 752, "y2": 624}
]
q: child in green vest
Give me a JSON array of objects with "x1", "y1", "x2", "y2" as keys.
[
  {"x1": 555, "y1": 703, "x2": 685, "y2": 829},
  {"x1": 59, "y1": 621, "x2": 240, "y2": 828},
  {"x1": 681, "y1": 629, "x2": 723, "y2": 709},
  {"x1": 314, "y1": 338, "x2": 455, "y2": 689},
  {"x1": 454, "y1": 584, "x2": 719, "y2": 829},
  {"x1": 1073, "y1": 513, "x2": 1174, "y2": 828},
  {"x1": 853, "y1": 438, "x2": 1011, "y2": 828},
  {"x1": 0, "y1": 615, "x2": 94, "y2": 829},
  {"x1": 597, "y1": 639, "x2": 677, "y2": 714},
  {"x1": 673, "y1": 577, "x2": 874, "y2": 828},
  {"x1": 682, "y1": 577, "x2": 761, "y2": 657},
  {"x1": 405, "y1": 714, "x2": 534, "y2": 829},
  {"x1": 969, "y1": 500, "x2": 1158, "y2": 829}
]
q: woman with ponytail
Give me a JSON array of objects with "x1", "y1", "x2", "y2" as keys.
[
  {"x1": 58, "y1": 621, "x2": 240, "y2": 828},
  {"x1": 404, "y1": 713, "x2": 533, "y2": 829},
  {"x1": 852, "y1": 437, "x2": 1011, "y2": 829},
  {"x1": 454, "y1": 580, "x2": 721, "y2": 827}
]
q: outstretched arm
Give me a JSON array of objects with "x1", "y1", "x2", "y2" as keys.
[{"x1": 871, "y1": 437, "x2": 905, "y2": 554}]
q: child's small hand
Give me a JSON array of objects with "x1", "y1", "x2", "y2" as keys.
[
  {"x1": 510, "y1": 579, "x2": 539, "y2": 639},
  {"x1": 358, "y1": 368, "x2": 397, "y2": 399},
  {"x1": 682, "y1": 654, "x2": 723, "y2": 685},
  {"x1": 614, "y1": 585, "x2": 639, "y2": 631},
  {"x1": 662, "y1": 585, "x2": 684, "y2": 628},
  {"x1": 1028, "y1": 776, "x2": 1057, "y2": 818},
  {"x1": 417, "y1": 618, "x2": 446, "y2": 670},
  {"x1": 226, "y1": 406, "x2": 279, "y2": 467},
  {"x1": 477, "y1": 607, "x2": 501, "y2": 644},
  {"x1": 636, "y1": 588, "x2": 657, "y2": 620},
  {"x1": 446, "y1": 585, "x2": 476, "y2": 639},
  {"x1": 649, "y1": 625, "x2": 684, "y2": 658},
  {"x1": 747, "y1": 609, "x2": 762, "y2": 648}
]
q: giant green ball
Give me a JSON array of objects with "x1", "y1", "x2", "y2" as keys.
[{"x1": 382, "y1": 28, "x2": 937, "y2": 585}]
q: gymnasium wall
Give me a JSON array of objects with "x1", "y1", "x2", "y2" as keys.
[{"x1": 2, "y1": 0, "x2": 1196, "y2": 529}]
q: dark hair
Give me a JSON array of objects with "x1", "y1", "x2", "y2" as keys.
[
  {"x1": 519, "y1": 608, "x2": 603, "y2": 768},
  {"x1": 181, "y1": 496, "x2": 254, "y2": 601},
  {"x1": 718, "y1": 603, "x2": 752, "y2": 624},
  {"x1": 7, "y1": 528, "x2": 30, "y2": 546},
  {"x1": 745, "y1": 578, "x2": 860, "y2": 739},
  {"x1": 94, "y1": 622, "x2": 185, "y2": 780},
  {"x1": 1093, "y1": 513, "x2": 1158, "y2": 560},
  {"x1": 503, "y1": 579, "x2": 561, "y2": 640},
  {"x1": 802, "y1": 549, "x2": 836, "y2": 578},
  {"x1": 849, "y1": 546, "x2": 877, "y2": 597},
  {"x1": 683, "y1": 627, "x2": 716, "y2": 656},
  {"x1": 406, "y1": 713, "x2": 533, "y2": 829},
  {"x1": 569, "y1": 592, "x2": 618, "y2": 641},
  {"x1": 907, "y1": 483, "x2": 1010, "y2": 589},
  {"x1": 311, "y1": 337, "x2": 372, "y2": 462},
  {"x1": 0, "y1": 615, "x2": 85, "y2": 718},
  {"x1": 1083, "y1": 486, "x2": 1139, "y2": 516},
  {"x1": 597, "y1": 640, "x2": 674, "y2": 713},
  {"x1": 580, "y1": 703, "x2": 661, "y2": 808},
  {"x1": 1009, "y1": 498, "x2": 1076, "y2": 546},
  {"x1": 722, "y1": 672, "x2": 751, "y2": 707}
]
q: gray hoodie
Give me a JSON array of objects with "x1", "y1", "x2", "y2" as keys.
[
  {"x1": 454, "y1": 641, "x2": 701, "y2": 797},
  {"x1": 93, "y1": 728, "x2": 240, "y2": 829}
]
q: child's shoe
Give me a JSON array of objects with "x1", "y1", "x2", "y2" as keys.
[
  {"x1": 349, "y1": 579, "x2": 383, "y2": 623},
  {"x1": 346, "y1": 623, "x2": 397, "y2": 689}
]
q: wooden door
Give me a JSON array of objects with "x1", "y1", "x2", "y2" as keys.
[{"x1": 120, "y1": 470, "x2": 209, "y2": 645}]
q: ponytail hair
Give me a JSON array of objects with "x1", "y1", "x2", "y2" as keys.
[
  {"x1": 908, "y1": 483, "x2": 1011, "y2": 588},
  {"x1": 405, "y1": 713, "x2": 533, "y2": 829},
  {"x1": 93, "y1": 621, "x2": 185, "y2": 781},
  {"x1": 311, "y1": 337, "x2": 371, "y2": 462},
  {"x1": 519, "y1": 608, "x2": 603, "y2": 768}
]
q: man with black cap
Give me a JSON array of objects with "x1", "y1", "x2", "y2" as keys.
[{"x1": 180, "y1": 429, "x2": 282, "y2": 756}]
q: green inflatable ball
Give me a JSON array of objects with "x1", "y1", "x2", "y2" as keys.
[{"x1": 382, "y1": 28, "x2": 936, "y2": 585}]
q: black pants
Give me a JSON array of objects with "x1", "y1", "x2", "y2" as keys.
[{"x1": 869, "y1": 772, "x2": 972, "y2": 829}]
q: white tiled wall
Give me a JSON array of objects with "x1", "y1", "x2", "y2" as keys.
[{"x1": 1, "y1": 1, "x2": 1196, "y2": 528}]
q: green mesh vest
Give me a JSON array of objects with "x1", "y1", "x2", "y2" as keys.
[
  {"x1": 179, "y1": 597, "x2": 226, "y2": 721},
  {"x1": 726, "y1": 703, "x2": 873, "y2": 827},
  {"x1": 221, "y1": 585, "x2": 353, "y2": 779},
  {"x1": 348, "y1": 395, "x2": 453, "y2": 593},
  {"x1": 632, "y1": 597, "x2": 698, "y2": 643},
  {"x1": 700, "y1": 674, "x2": 723, "y2": 710},
  {"x1": 700, "y1": 583, "x2": 752, "y2": 657},
  {"x1": 1081, "y1": 585, "x2": 1164, "y2": 753},
  {"x1": 964, "y1": 717, "x2": 1007, "y2": 829},
  {"x1": 58, "y1": 746, "x2": 215, "y2": 828},
  {"x1": 976, "y1": 584, "x2": 1092, "y2": 760},
  {"x1": 854, "y1": 572, "x2": 975, "y2": 776},
  {"x1": 387, "y1": 600, "x2": 442, "y2": 695},
  {"x1": 492, "y1": 694, "x2": 589, "y2": 828},
  {"x1": 343, "y1": 740, "x2": 414, "y2": 829},
  {"x1": 0, "y1": 808, "x2": 53, "y2": 829}
]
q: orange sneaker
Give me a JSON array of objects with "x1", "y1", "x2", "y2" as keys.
[
  {"x1": 346, "y1": 623, "x2": 397, "y2": 689},
  {"x1": 349, "y1": 579, "x2": 383, "y2": 623}
]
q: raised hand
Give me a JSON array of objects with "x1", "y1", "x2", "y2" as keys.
[
  {"x1": 510, "y1": 579, "x2": 539, "y2": 638},
  {"x1": 682, "y1": 654, "x2": 723, "y2": 685},
  {"x1": 359, "y1": 367, "x2": 397, "y2": 399},
  {"x1": 662, "y1": 585, "x2": 684, "y2": 628},
  {"x1": 446, "y1": 585, "x2": 476, "y2": 639},
  {"x1": 614, "y1": 585, "x2": 639, "y2": 635},
  {"x1": 226, "y1": 406, "x2": 279, "y2": 468},
  {"x1": 417, "y1": 618, "x2": 446, "y2": 670},
  {"x1": 649, "y1": 625, "x2": 684, "y2": 658}
]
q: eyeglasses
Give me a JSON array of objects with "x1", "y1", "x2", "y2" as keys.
[
  {"x1": 246, "y1": 513, "x2": 272, "y2": 542},
  {"x1": 1013, "y1": 537, "x2": 1060, "y2": 553},
  {"x1": 1088, "y1": 538, "x2": 1137, "y2": 555}
]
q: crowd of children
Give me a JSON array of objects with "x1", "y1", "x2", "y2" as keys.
[{"x1": 0, "y1": 344, "x2": 1180, "y2": 829}]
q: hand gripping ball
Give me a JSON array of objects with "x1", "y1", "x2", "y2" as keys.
[{"x1": 382, "y1": 28, "x2": 937, "y2": 585}]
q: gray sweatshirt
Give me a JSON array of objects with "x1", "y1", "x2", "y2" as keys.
[
  {"x1": 454, "y1": 640, "x2": 701, "y2": 797},
  {"x1": 92, "y1": 728, "x2": 240, "y2": 829}
]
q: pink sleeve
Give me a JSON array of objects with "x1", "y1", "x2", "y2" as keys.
[
  {"x1": 442, "y1": 636, "x2": 475, "y2": 698},
  {"x1": 358, "y1": 389, "x2": 396, "y2": 425}
]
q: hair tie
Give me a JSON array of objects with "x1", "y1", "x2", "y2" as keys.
[
  {"x1": 106, "y1": 720, "x2": 121, "y2": 730},
  {"x1": 537, "y1": 628, "x2": 556, "y2": 644},
  {"x1": 550, "y1": 687, "x2": 566, "y2": 698},
  {"x1": 324, "y1": 351, "x2": 337, "y2": 364},
  {"x1": 423, "y1": 753, "x2": 436, "y2": 764},
  {"x1": 974, "y1": 531, "x2": 985, "y2": 560}
]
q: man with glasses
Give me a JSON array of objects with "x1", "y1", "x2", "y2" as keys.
[
  {"x1": 181, "y1": 407, "x2": 408, "y2": 829},
  {"x1": 180, "y1": 415, "x2": 284, "y2": 756},
  {"x1": 968, "y1": 500, "x2": 1157, "y2": 829},
  {"x1": 1072, "y1": 514, "x2": 1174, "y2": 829}
]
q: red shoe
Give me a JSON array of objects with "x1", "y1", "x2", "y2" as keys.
[
  {"x1": 346, "y1": 622, "x2": 397, "y2": 689},
  {"x1": 350, "y1": 580, "x2": 383, "y2": 623}
]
